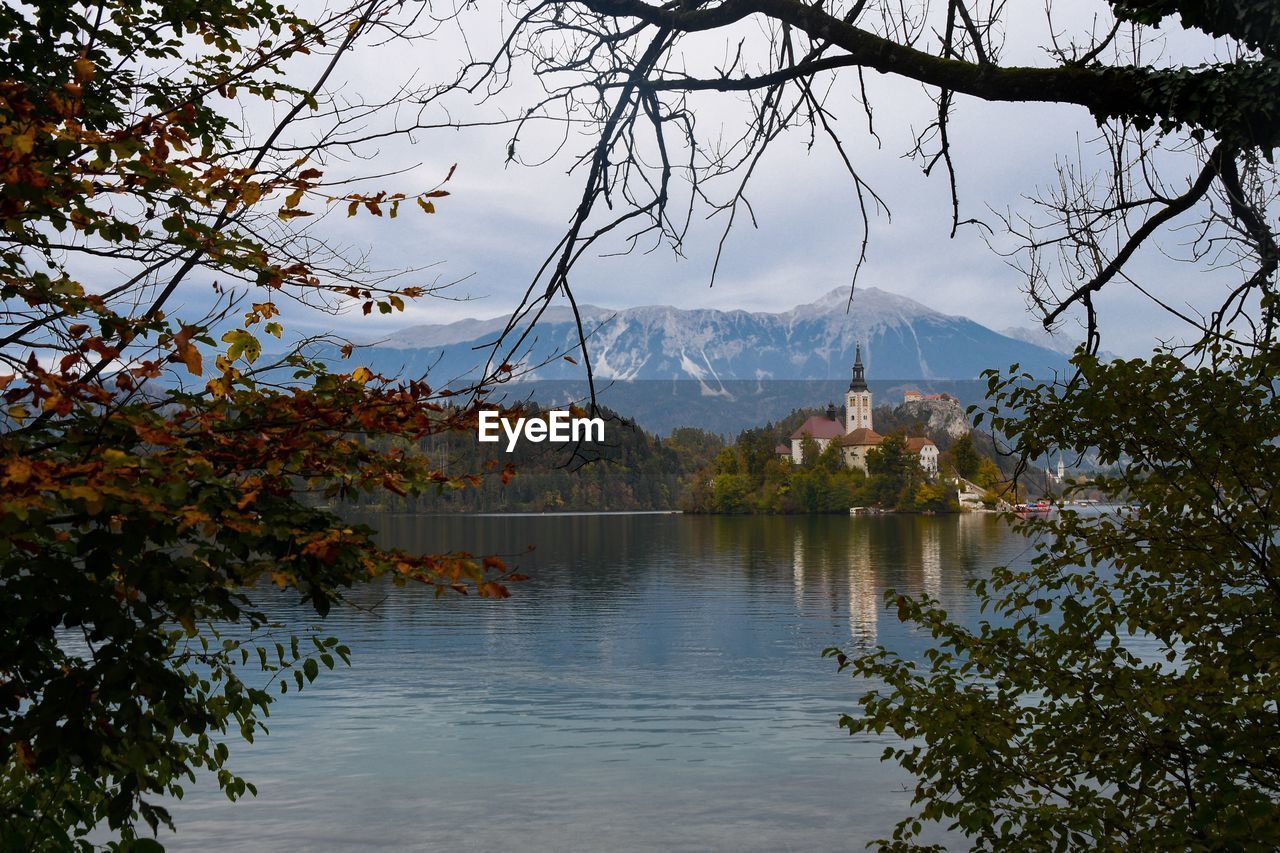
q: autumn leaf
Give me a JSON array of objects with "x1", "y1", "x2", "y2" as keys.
[
  {"x1": 67, "y1": 485, "x2": 104, "y2": 515},
  {"x1": 15, "y1": 741, "x2": 35, "y2": 771},
  {"x1": 206, "y1": 375, "x2": 234, "y2": 397},
  {"x1": 11, "y1": 130, "x2": 35, "y2": 154},
  {"x1": 100, "y1": 448, "x2": 129, "y2": 465},
  {"x1": 41, "y1": 393, "x2": 72, "y2": 416},
  {"x1": 4, "y1": 459, "x2": 34, "y2": 485},
  {"x1": 132, "y1": 423, "x2": 178, "y2": 446},
  {"x1": 173, "y1": 325, "x2": 203, "y2": 376},
  {"x1": 221, "y1": 329, "x2": 261, "y2": 365}
]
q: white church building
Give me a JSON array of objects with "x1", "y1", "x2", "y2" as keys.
[{"x1": 781, "y1": 346, "x2": 939, "y2": 475}]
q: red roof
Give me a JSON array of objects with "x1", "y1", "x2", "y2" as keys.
[
  {"x1": 905, "y1": 436, "x2": 937, "y2": 453},
  {"x1": 789, "y1": 415, "x2": 845, "y2": 441},
  {"x1": 774, "y1": 443, "x2": 791, "y2": 455},
  {"x1": 841, "y1": 427, "x2": 883, "y2": 447}
]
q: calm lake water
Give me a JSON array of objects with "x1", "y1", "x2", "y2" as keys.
[{"x1": 161, "y1": 512, "x2": 1039, "y2": 851}]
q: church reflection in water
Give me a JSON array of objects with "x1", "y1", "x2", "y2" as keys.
[
  {"x1": 792, "y1": 527, "x2": 805, "y2": 611},
  {"x1": 789, "y1": 519, "x2": 879, "y2": 650},
  {"x1": 921, "y1": 520, "x2": 941, "y2": 602},
  {"x1": 360, "y1": 511, "x2": 1008, "y2": 656},
  {"x1": 846, "y1": 535, "x2": 878, "y2": 650},
  {"x1": 783, "y1": 514, "x2": 1007, "y2": 651}
]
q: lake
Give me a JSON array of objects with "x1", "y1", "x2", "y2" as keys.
[{"x1": 160, "y1": 512, "x2": 1037, "y2": 851}]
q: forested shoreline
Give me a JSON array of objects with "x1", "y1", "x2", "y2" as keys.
[
  {"x1": 348, "y1": 406, "x2": 723, "y2": 513},
  {"x1": 343, "y1": 403, "x2": 1022, "y2": 515},
  {"x1": 681, "y1": 412, "x2": 1012, "y2": 515}
]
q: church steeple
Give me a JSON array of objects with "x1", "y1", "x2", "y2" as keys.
[
  {"x1": 845, "y1": 344, "x2": 873, "y2": 433},
  {"x1": 848, "y1": 344, "x2": 868, "y2": 392}
]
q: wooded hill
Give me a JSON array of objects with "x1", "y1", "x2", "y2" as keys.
[{"x1": 348, "y1": 405, "x2": 723, "y2": 513}]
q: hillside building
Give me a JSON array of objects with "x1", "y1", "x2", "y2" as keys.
[{"x1": 905, "y1": 437, "x2": 940, "y2": 474}]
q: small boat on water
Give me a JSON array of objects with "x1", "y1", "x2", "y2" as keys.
[{"x1": 1012, "y1": 501, "x2": 1054, "y2": 514}]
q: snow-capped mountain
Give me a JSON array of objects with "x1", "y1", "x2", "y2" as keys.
[
  {"x1": 1000, "y1": 324, "x2": 1082, "y2": 356},
  {"x1": 356, "y1": 286, "x2": 1068, "y2": 382},
  {"x1": 1001, "y1": 324, "x2": 1121, "y2": 363}
]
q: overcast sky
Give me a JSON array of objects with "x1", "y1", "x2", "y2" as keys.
[{"x1": 180, "y1": 0, "x2": 1241, "y2": 360}]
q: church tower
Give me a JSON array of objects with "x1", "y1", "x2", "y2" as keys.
[{"x1": 845, "y1": 345, "x2": 872, "y2": 432}]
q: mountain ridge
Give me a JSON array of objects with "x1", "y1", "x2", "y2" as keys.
[{"x1": 353, "y1": 286, "x2": 1069, "y2": 382}]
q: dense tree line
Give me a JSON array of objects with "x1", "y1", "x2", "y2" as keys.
[{"x1": 350, "y1": 409, "x2": 723, "y2": 513}]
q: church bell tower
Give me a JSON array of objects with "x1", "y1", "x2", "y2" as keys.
[{"x1": 845, "y1": 344, "x2": 872, "y2": 432}]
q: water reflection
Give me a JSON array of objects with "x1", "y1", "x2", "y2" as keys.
[
  {"x1": 791, "y1": 527, "x2": 804, "y2": 609},
  {"x1": 846, "y1": 541, "x2": 877, "y2": 649},
  {"x1": 921, "y1": 521, "x2": 942, "y2": 601},
  {"x1": 156, "y1": 512, "x2": 1021, "y2": 852}
]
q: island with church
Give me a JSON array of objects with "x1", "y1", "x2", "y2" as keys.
[
  {"x1": 778, "y1": 347, "x2": 940, "y2": 474},
  {"x1": 682, "y1": 346, "x2": 1018, "y2": 515}
]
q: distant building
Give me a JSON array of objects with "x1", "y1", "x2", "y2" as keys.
[
  {"x1": 788, "y1": 405, "x2": 846, "y2": 464},
  {"x1": 846, "y1": 348, "x2": 873, "y2": 432},
  {"x1": 905, "y1": 436, "x2": 940, "y2": 474},
  {"x1": 841, "y1": 426, "x2": 884, "y2": 472},
  {"x1": 903, "y1": 390, "x2": 922, "y2": 403},
  {"x1": 784, "y1": 346, "x2": 939, "y2": 475}
]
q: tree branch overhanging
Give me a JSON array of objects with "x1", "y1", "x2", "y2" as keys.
[{"x1": 414, "y1": 0, "x2": 1279, "y2": 392}]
